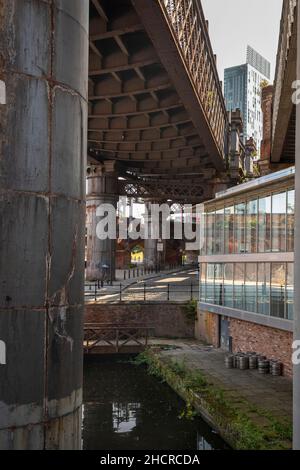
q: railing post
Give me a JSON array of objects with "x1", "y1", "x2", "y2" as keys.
[
  {"x1": 191, "y1": 282, "x2": 193, "y2": 301},
  {"x1": 124, "y1": 271, "x2": 126, "y2": 281},
  {"x1": 94, "y1": 283, "x2": 97, "y2": 302},
  {"x1": 116, "y1": 329, "x2": 119, "y2": 353},
  {"x1": 167, "y1": 283, "x2": 170, "y2": 301},
  {"x1": 119, "y1": 283, "x2": 122, "y2": 302},
  {"x1": 144, "y1": 283, "x2": 146, "y2": 301}
]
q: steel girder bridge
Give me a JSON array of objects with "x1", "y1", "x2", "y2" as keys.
[{"x1": 88, "y1": 0, "x2": 231, "y2": 203}]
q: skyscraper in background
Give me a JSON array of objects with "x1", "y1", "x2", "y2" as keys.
[{"x1": 224, "y1": 46, "x2": 271, "y2": 157}]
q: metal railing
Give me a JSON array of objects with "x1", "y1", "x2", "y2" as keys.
[
  {"x1": 117, "y1": 264, "x2": 180, "y2": 281},
  {"x1": 85, "y1": 281, "x2": 199, "y2": 303},
  {"x1": 160, "y1": 0, "x2": 227, "y2": 158},
  {"x1": 84, "y1": 323, "x2": 153, "y2": 353}
]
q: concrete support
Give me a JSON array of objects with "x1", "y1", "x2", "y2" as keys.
[
  {"x1": 86, "y1": 164, "x2": 118, "y2": 282},
  {"x1": 144, "y1": 238, "x2": 159, "y2": 269},
  {"x1": 0, "y1": 1, "x2": 89, "y2": 449},
  {"x1": 143, "y1": 202, "x2": 166, "y2": 269},
  {"x1": 144, "y1": 202, "x2": 157, "y2": 269},
  {"x1": 293, "y1": 0, "x2": 300, "y2": 451}
]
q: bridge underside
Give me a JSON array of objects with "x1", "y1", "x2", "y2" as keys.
[
  {"x1": 88, "y1": 0, "x2": 229, "y2": 203},
  {"x1": 272, "y1": 0, "x2": 297, "y2": 164}
]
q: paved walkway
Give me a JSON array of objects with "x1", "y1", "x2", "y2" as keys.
[{"x1": 149, "y1": 339, "x2": 292, "y2": 422}]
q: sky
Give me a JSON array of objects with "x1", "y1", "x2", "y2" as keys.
[{"x1": 201, "y1": 0, "x2": 283, "y2": 83}]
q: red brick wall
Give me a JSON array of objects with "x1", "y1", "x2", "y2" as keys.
[
  {"x1": 196, "y1": 308, "x2": 292, "y2": 377},
  {"x1": 229, "y1": 318, "x2": 293, "y2": 377},
  {"x1": 85, "y1": 302, "x2": 195, "y2": 338}
]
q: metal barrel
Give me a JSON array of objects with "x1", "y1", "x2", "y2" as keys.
[
  {"x1": 238, "y1": 355, "x2": 249, "y2": 370},
  {"x1": 270, "y1": 361, "x2": 283, "y2": 376},
  {"x1": 232, "y1": 354, "x2": 238, "y2": 368},
  {"x1": 258, "y1": 359, "x2": 270, "y2": 374},
  {"x1": 249, "y1": 355, "x2": 258, "y2": 369},
  {"x1": 233, "y1": 354, "x2": 241, "y2": 368},
  {"x1": 234, "y1": 353, "x2": 244, "y2": 368},
  {"x1": 225, "y1": 355, "x2": 234, "y2": 369}
]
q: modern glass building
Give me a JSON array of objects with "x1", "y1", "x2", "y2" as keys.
[
  {"x1": 197, "y1": 168, "x2": 294, "y2": 375},
  {"x1": 224, "y1": 46, "x2": 271, "y2": 157}
]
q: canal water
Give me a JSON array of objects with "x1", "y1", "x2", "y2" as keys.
[{"x1": 83, "y1": 356, "x2": 228, "y2": 450}]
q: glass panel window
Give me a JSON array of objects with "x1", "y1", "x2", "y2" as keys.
[
  {"x1": 271, "y1": 263, "x2": 286, "y2": 319},
  {"x1": 286, "y1": 263, "x2": 294, "y2": 320},
  {"x1": 245, "y1": 263, "x2": 257, "y2": 312},
  {"x1": 215, "y1": 209, "x2": 224, "y2": 254},
  {"x1": 234, "y1": 263, "x2": 245, "y2": 310},
  {"x1": 224, "y1": 264, "x2": 234, "y2": 308},
  {"x1": 257, "y1": 263, "x2": 270, "y2": 316},
  {"x1": 200, "y1": 263, "x2": 207, "y2": 302},
  {"x1": 206, "y1": 264, "x2": 215, "y2": 304},
  {"x1": 214, "y1": 264, "x2": 224, "y2": 306},
  {"x1": 206, "y1": 212, "x2": 215, "y2": 255},
  {"x1": 272, "y1": 192, "x2": 286, "y2": 252},
  {"x1": 258, "y1": 196, "x2": 271, "y2": 252},
  {"x1": 224, "y1": 206, "x2": 234, "y2": 254},
  {"x1": 235, "y1": 203, "x2": 246, "y2": 253},
  {"x1": 245, "y1": 200, "x2": 258, "y2": 253},
  {"x1": 287, "y1": 190, "x2": 295, "y2": 252}
]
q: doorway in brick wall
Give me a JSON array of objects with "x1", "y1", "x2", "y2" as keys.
[{"x1": 219, "y1": 316, "x2": 231, "y2": 351}]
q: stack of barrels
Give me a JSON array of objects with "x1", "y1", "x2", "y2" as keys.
[{"x1": 225, "y1": 351, "x2": 283, "y2": 376}]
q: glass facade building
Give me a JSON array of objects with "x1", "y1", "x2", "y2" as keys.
[
  {"x1": 224, "y1": 47, "x2": 271, "y2": 157},
  {"x1": 199, "y1": 168, "x2": 295, "y2": 323}
]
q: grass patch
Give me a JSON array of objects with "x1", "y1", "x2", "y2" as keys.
[{"x1": 182, "y1": 300, "x2": 198, "y2": 322}]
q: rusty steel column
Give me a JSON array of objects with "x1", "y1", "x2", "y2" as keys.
[
  {"x1": 0, "y1": 0, "x2": 89, "y2": 449},
  {"x1": 86, "y1": 164, "x2": 118, "y2": 282}
]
